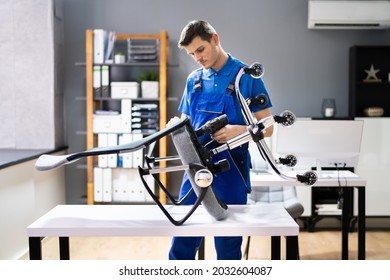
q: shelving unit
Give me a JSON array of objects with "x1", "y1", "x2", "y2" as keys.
[
  {"x1": 349, "y1": 45, "x2": 390, "y2": 218},
  {"x1": 349, "y1": 45, "x2": 390, "y2": 117},
  {"x1": 85, "y1": 29, "x2": 169, "y2": 205}
]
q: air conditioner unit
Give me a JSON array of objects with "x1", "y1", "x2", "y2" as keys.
[{"x1": 308, "y1": 0, "x2": 390, "y2": 29}]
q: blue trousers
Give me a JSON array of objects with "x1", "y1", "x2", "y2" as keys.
[
  {"x1": 169, "y1": 150, "x2": 248, "y2": 260},
  {"x1": 168, "y1": 236, "x2": 243, "y2": 260}
]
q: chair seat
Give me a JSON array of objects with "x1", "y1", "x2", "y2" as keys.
[{"x1": 248, "y1": 186, "x2": 304, "y2": 218}]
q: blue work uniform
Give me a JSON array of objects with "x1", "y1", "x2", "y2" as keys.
[{"x1": 169, "y1": 54, "x2": 272, "y2": 260}]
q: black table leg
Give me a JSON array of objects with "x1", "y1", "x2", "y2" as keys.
[
  {"x1": 29, "y1": 237, "x2": 42, "y2": 260},
  {"x1": 341, "y1": 187, "x2": 353, "y2": 260},
  {"x1": 271, "y1": 236, "x2": 281, "y2": 260},
  {"x1": 198, "y1": 237, "x2": 205, "y2": 260},
  {"x1": 358, "y1": 186, "x2": 366, "y2": 260},
  {"x1": 59, "y1": 237, "x2": 70, "y2": 260},
  {"x1": 285, "y1": 236, "x2": 299, "y2": 260}
]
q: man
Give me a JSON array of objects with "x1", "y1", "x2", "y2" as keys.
[{"x1": 169, "y1": 20, "x2": 273, "y2": 260}]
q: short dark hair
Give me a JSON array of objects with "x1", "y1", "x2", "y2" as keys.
[{"x1": 178, "y1": 20, "x2": 217, "y2": 48}]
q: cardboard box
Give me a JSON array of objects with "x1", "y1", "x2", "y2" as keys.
[
  {"x1": 111, "y1": 82, "x2": 139, "y2": 99},
  {"x1": 93, "y1": 114, "x2": 123, "y2": 133}
]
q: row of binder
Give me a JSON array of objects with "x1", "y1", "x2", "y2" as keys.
[
  {"x1": 93, "y1": 29, "x2": 160, "y2": 64},
  {"x1": 93, "y1": 65, "x2": 143, "y2": 99},
  {"x1": 93, "y1": 29, "x2": 116, "y2": 64},
  {"x1": 94, "y1": 167, "x2": 155, "y2": 203},
  {"x1": 97, "y1": 133, "x2": 144, "y2": 168},
  {"x1": 93, "y1": 65, "x2": 109, "y2": 98}
]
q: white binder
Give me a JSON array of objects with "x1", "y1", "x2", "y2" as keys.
[
  {"x1": 131, "y1": 175, "x2": 147, "y2": 202},
  {"x1": 107, "y1": 133, "x2": 118, "y2": 168},
  {"x1": 102, "y1": 168, "x2": 113, "y2": 202},
  {"x1": 93, "y1": 66, "x2": 102, "y2": 98},
  {"x1": 119, "y1": 134, "x2": 133, "y2": 168},
  {"x1": 144, "y1": 175, "x2": 155, "y2": 202},
  {"x1": 121, "y1": 99, "x2": 132, "y2": 133},
  {"x1": 112, "y1": 169, "x2": 131, "y2": 202},
  {"x1": 93, "y1": 167, "x2": 103, "y2": 202},
  {"x1": 132, "y1": 133, "x2": 144, "y2": 168},
  {"x1": 101, "y1": 65, "x2": 110, "y2": 98},
  {"x1": 93, "y1": 29, "x2": 106, "y2": 64},
  {"x1": 97, "y1": 133, "x2": 108, "y2": 167}
]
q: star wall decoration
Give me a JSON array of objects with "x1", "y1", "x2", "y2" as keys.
[{"x1": 363, "y1": 64, "x2": 382, "y2": 82}]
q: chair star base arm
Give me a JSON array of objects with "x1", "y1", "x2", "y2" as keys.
[
  {"x1": 234, "y1": 64, "x2": 318, "y2": 186},
  {"x1": 255, "y1": 139, "x2": 317, "y2": 186}
]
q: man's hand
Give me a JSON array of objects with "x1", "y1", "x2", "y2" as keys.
[{"x1": 211, "y1": 124, "x2": 247, "y2": 143}]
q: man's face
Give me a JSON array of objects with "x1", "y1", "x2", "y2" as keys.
[{"x1": 184, "y1": 35, "x2": 219, "y2": 70}]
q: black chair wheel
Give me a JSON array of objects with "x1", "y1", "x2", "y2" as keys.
[
  {"x1": 285, "y1": 154, "x2": 297, "y2": 167},
  {"x1": 302, "y1": 171, "x2": 318, "y2": 186},
  {"x1": 280, "y1": 110, "x2": 296, "y2": 127}
]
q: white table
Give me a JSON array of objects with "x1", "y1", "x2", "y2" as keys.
[
  {"x1": 27, "y1": 204, "x2": 299, "y2": 260},
  {"x1": 250, "y1": 170, "x2": 366, "y2": 260}
]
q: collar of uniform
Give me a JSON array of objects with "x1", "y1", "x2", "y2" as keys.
[{"x1": 203, "y1": 53, "x2": 235, "y2": 78}]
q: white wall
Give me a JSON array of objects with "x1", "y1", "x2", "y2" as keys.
[{"x1": 0, "y1": 154, "x2": 65, "y2": 260}]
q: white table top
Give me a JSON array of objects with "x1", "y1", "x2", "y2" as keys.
[
  {"x1": 250, "y1": 170, "x2": 366, "y2": 187},
  {"x1": 27, "y1": 204, "x2": 298, "y2": 237}
]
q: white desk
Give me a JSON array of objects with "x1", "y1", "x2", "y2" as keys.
[
  {"x1": 250, "y1": 170, "x2": 366, "y2": 260},
  {"x1": 27, "y1": 204, "x2": 299, "y2": 260}
]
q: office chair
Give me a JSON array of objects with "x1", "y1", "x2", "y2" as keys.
[{"x1": 35, "y1": 63, "x2": 315, "y2": 227}]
